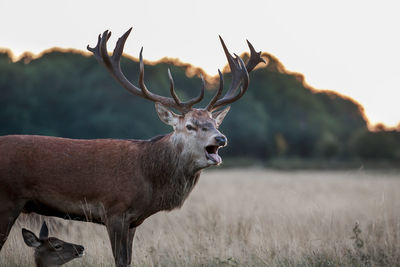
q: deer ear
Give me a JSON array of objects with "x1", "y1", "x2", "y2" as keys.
[
  {"x1": 212, "y1": 106, "x2": 230, "y2": 127},
  {"x1": 39, "y1": 222, "x2": 49, "y2": 239},
  {"x1": 22, "y1": 229, "x2": 42, "y2": 248},
  {"x1": 155, "y1": 103, "x2": 180, "y2": 127}
]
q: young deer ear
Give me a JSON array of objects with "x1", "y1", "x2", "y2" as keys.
[
  {"x1": 22, "y1": 229, "x2": 42, "y2": 248},
  {"x1": 212, "y1": 106, "x2": 230, "y2": 127},
  {"x1": 155, "y1": 103, "x2": 180, "y2": 127},
  {"x1": 39, "y1": 222, "x2": 49, "y2": 239}
]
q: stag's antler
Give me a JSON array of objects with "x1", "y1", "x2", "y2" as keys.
[
  {"x1": 87, "y1": 28, "x2": 204, "y2": 114},
  {"x1": 88, "y1": 28, "x2": 265, "y2": 113},
  {"x1": 205, "y1": 36, "x2": 266, "y2": 111}
]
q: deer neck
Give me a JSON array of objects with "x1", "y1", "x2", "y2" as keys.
[
  {"x1": 34, "y1": 256, "x2": 59, "y2": 267},
  {"x1": 143, "y1": 133, "x2": 203, "y2": 176},
  {"x1": 142, "y1": 133, "x2": 201, "y2": 211}
]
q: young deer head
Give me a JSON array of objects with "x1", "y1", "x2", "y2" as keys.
[
  {"x1": 22, "y1": 222, "x2": 85, "y2": 267},
  {"x1": 87, "y1": 28, "x2": 265, "y2": 169}
]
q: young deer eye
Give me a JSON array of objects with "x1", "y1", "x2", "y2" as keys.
[
  {"x1": 201, "y1": 127, "x2": 208, "y2": 132},
  {"x1": 186, "y1": 124, "x2": 196, "y2": 131},
  {"x1": 53, "y1": 244, "x2": 63, "y2": 250}
]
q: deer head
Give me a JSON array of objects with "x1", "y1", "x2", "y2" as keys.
[
  {"x1": 22, "y1": 222, "x2": 85, "y2": 267},
  {"x1": 87, "y1": 28, "x2": 265, "y2": 168}
]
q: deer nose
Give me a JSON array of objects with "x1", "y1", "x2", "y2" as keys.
[
  {"x1": 77, "y1": 245, "x2": 85, "y2": 252},
  {"x1": 215, "y1": 136, "x2": 227, "y2": 146}
]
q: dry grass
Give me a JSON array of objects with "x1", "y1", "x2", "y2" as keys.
[{"x1": 1, "y1": 169, "x2": 400, "y2": 266}]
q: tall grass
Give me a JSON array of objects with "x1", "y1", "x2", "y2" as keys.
[{"x1": 1, "y1": 169, "x2": 399, "y2": 266}]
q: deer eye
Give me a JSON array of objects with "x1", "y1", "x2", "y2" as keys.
[
  {"x1": 53, "y1": 244, "x2": 63, "y2": 250},
  {"x1": 186, "y1": 124, "x2": 196, "y2": 131}
]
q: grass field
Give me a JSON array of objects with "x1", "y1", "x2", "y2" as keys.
[{"x1": 1, "y1": 169, "x2": 400, "y2": 266}]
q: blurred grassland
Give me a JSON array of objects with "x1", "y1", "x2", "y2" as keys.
[{"x1": 1, "y1": 169, "x2": 399, "y2": 266}]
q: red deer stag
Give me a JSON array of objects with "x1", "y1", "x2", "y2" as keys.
[
  {"x1": 0, "y1": 28, "x2": 265, "y2": 266},
  {"x1": 22, "y1": 222, "x2": 85, "y2": 267}
]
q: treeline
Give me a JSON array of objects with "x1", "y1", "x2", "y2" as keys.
[{"x1": 0, "y1": 49, "x2": 399, "y2": 166}]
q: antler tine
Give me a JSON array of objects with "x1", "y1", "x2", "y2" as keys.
[
  {"x1": 112, "y1": 27, "x2": 132, "y2": 63},
  {"x1": 138, "y1": 47, "x2": 159, "y2": 100},
  {"x1": 86, "y1": 34, "x2": 101, "y2": 62},
  {"x1": 100, "y1": 30, "x2": 113, "y2": 68},
  {"x1": 245, "y1": 39, "x2": 266, "y2": 73},
  {"x1": 167, "y1": 68, "x2": 182, "y2": 106},
  {"x1": 87, "y1": 31, "x2": 110, "y2": 66},
  {"x1": 218, "y1": 36, "x2": 244, "y2": 98},
  {"x1": 206, "y1": 70, "x2": 224, "y2": 111}
]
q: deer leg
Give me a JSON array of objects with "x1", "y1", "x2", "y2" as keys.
[
  {"x1": 106, "y1": 217, "x2": 130, "y2": 267},
  {"x1": 127, "y1": 227, "x2": 136, "y2": 267},
  {"x1": 0, "y1": 200, "x2": 24, "y2": 251}
]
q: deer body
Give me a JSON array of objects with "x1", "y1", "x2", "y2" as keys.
[
  {"x1": 0, "y1": 28, "x2": 264, "y2": 266},
  {"x1": 1, "y1": 134, "x2": 199, "y2": 223}
]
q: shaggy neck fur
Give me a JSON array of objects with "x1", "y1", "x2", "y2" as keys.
[{"x1": 140, "y1": 133, "x2": 201, "y2": 211}]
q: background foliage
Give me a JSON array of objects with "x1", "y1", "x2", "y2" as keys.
[{"x1": 0, "y1": 49, "x2": 399, "y2": 166}]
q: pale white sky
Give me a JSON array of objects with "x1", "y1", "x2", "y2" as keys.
[{"x1": 1, "y1": 0, "x2": 399, "y2": 127}]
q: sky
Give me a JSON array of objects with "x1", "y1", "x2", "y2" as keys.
[{"x1": 1, "y1": 0, "x2": 399, "y2": 128}]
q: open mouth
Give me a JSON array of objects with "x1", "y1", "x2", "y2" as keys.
[{"x1": 205, "y1": 145, "x2": 222, "y2": 165}]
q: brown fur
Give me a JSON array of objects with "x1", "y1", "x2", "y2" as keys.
[{"x1": 0, "y1": 134, "x2": 200, "y2": 222}]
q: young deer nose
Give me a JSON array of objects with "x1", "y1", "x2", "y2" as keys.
[{"x1": 215, "y1": 136, "x2": 227, "y2": 146}]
